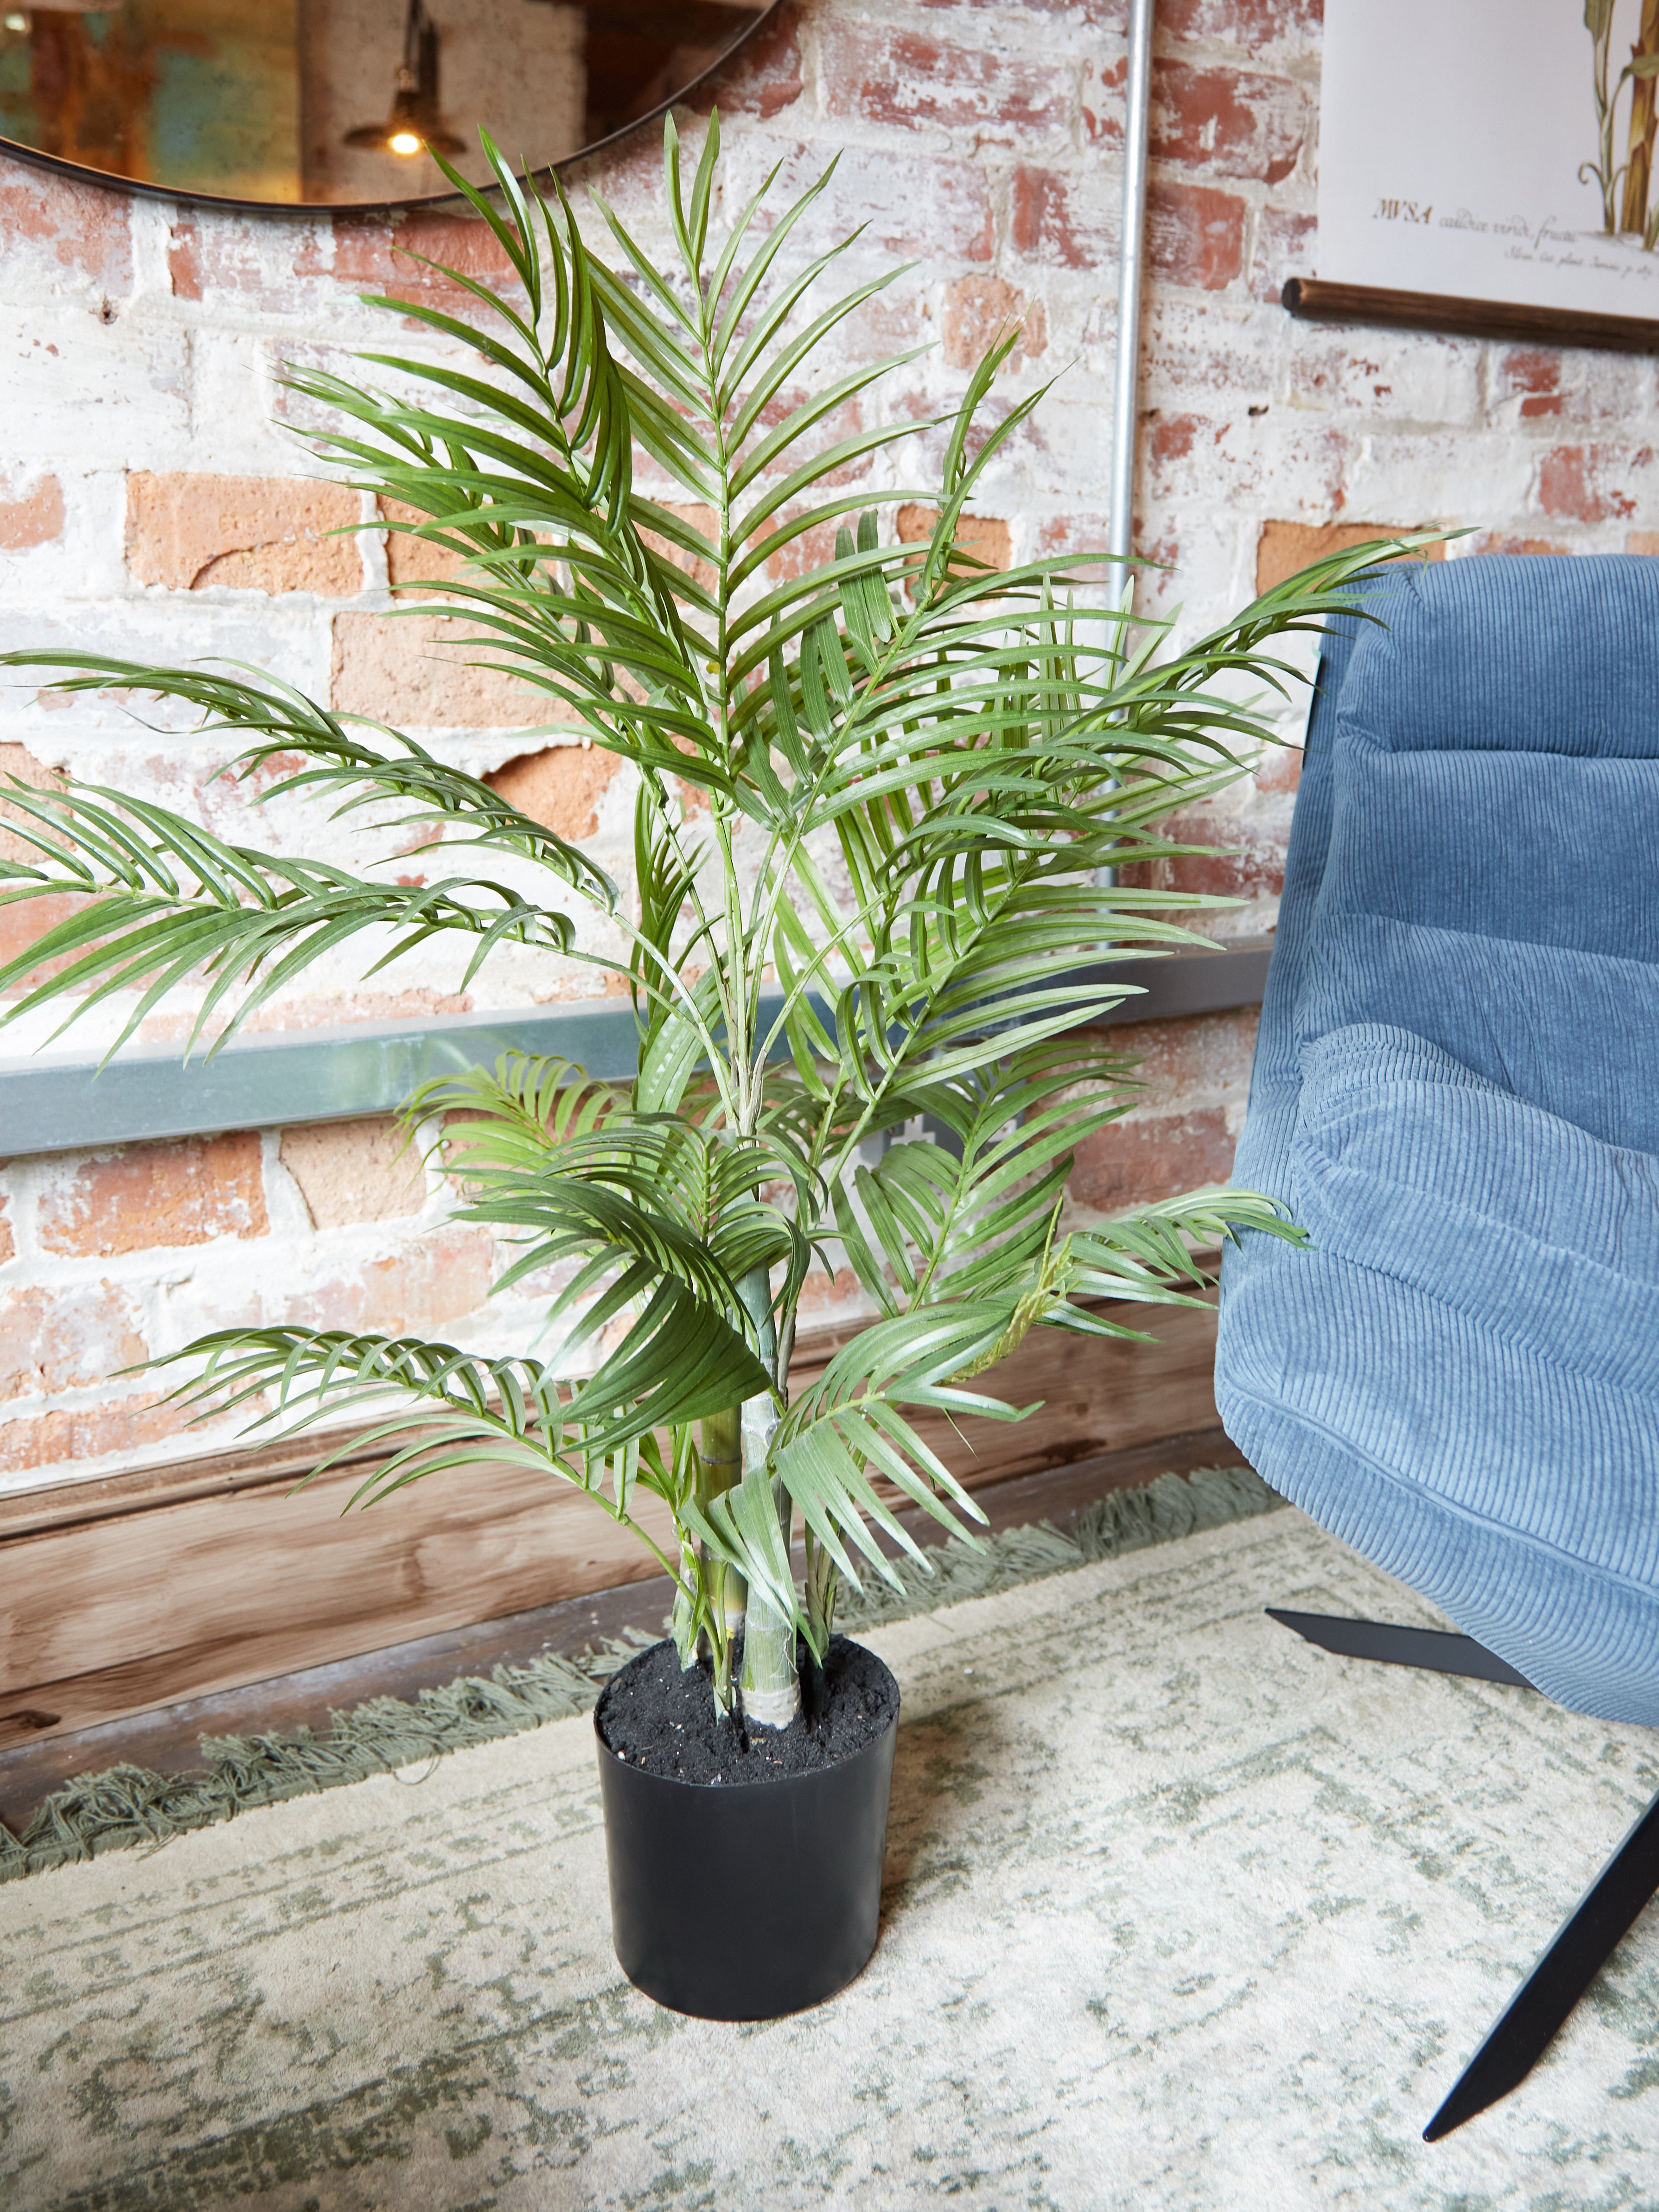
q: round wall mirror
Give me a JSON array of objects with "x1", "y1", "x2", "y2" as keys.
[{"x1": 0, "y1": 0, "x2": 781, "y2": 210}]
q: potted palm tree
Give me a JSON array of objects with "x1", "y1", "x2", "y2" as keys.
[{"x1": 0, "y1": 120, "x2": 1404, "y2": 2019}]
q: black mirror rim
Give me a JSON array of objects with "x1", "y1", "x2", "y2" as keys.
[{"x1": 0, "y1": 0, "x2": 784, "y2": 218}]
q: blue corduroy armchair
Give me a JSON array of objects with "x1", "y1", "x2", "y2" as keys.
[{"x1": 1217, "y1": 553, "x2": 1659, "y2": 1727}]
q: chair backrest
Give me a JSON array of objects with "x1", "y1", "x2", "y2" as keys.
[
  {"x1": 1261, "y1": 555, "x2": 1659, "y2": 1158},
  {"x1": 1322, "y1": 555, "x2": 1659, "y2": 964}
]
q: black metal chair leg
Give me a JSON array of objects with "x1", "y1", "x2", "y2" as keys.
[
  {"x1": 1265, "y1": 1607, "x2": 1659, "y2": 2136},
  {"x1": 1424, "y1": 1787, "x2": 1659, "y2": 2138},
  {"x1": 1266, "y1": 1608, "x2": 1534, "y2": 1687}
]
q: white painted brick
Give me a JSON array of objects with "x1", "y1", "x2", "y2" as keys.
[{"x1": 0, "y1": 308, "x2": 191, "y2": 466}]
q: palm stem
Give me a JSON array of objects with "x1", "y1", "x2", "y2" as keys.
[{"x1": 734, "y1": 1260, "x2": 799, "y2": 1728}]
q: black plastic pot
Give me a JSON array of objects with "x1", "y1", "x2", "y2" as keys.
[{"x1": 593, "y1": 1652, "x2": 899, "y2": 2021}]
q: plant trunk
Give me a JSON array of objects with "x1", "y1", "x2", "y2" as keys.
[
  {"x1": 1623, "y1": 0, "x2": 1659, "y2": 232},
  {"x1": 692, "y1": 1403, "x2": 744, "y2": 1712},
  {"x1": 696, "y1": 1405, "x2": 745, "y2": 1633},
  {"x1": 735, "y1": 1264, "x2": 800, "y2": 1730}
]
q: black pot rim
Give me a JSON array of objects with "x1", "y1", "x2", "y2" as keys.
[{"x1": 592, "y1": 1635, "x2": 900, "y2": 1796}]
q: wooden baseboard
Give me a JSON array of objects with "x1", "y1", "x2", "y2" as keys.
[
  {"x1": 0, "y1": 1422, "x2": 1241, "y2": 1832},
  {"x1": 0, "y1": 1298, "x2": 1224, "y2": 1747}
]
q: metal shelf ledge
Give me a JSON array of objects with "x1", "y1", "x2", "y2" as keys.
[{"x1": 0, "y1": 938, "x2": 1273, "y2": 1157}]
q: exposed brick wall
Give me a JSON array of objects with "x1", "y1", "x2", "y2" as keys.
[{"x1": 0, "y1": 0, "x2": 1654, "y2": 1493}]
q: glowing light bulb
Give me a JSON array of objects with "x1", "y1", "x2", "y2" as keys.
[{"x1": 389, "y1": 130, "x2": 422, "y2": 156}]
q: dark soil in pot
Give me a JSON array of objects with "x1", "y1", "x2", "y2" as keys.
[{"x1": 595, "y1": 1633, "x2": 896, "y2": 1782}]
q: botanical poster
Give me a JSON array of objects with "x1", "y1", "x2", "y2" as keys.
[{"x1": 1320, "y1": 0, "x2": 1659, "y2": 317}]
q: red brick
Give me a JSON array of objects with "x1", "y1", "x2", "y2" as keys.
[
  {"x1": 761, "y1": 512, "x2": 844, "y2": 586},
  {"x1": 943, "y1": 276, "x2": 1047, "y2": 369},
  {"x1": 1159, "y1": 0, "x2": 1320, "y2": 41},
  {"x1": 1147, "y1": 180, "x2": 1249, "y2": 291},
  {"x1": 1012, "y1": 167, "x2": 1108, "y2": 270},
  {"x1": 0, "y1": 1396, "x2": 192, "y2": 1479},
  {"x1": 279, "y1": 1117, "x2": 427, "y2": 1231},
  {"x1": 1082, "y1": 1010, "x2": 1261, "y2": 1102},
  {"x1": 1119, "y1": 804, "x2": 1287, "y2": 905},
  {"x1": 0, "y1": 892, "x2": 92, "y2": 997},
  {"x1": 486, "y1": 744, "x2": 620, "y2": 842},
  {"x1": 1086, "y1": 60, "x2": 1307, "y2": 184},
  {"x1": 1249, "y1": 208, "x2": 1318, "y2": 302},
  {"x1": 331, "y1": 611, "x2": 545, "y2": 729},
  {"x1": 768, "y1": 144, "x2": 996, "y2": 265},
  {"x1": 1142, "y1": 414, "x2": 1349, "y2": 515},
  {"x1": 137, "y1": 988, "x2": 476, "y2": 1050},
  {"x1": 1038, "y1": 514, "x2": 1110, "y2": 558},
  {"x1": 38, "y1": 1133, "x2": 269, "y2": 1258},
  {"x1": 0, "y1": 475, "x2": 64, "y2": 551},
  {"x1": 1256, "y1": 746, "x2": 1302, "y2": 796},
  {"x1": 692, "y1": 0, "x2": 804, "y2": 121},
  {"x1": 0, "y1": 742, "x2": 65, "y2": 863},
  {"x1": 0, "y1": 164, "x2": 130, "y2": 293},
  {"x1": 306, "y1": 210, "x2": 520, "y2": 310},
  {"x1": 127, "y1": 472, "x2": 363, "y2": 595},
  {"x1": 1015, "y1": 172, "x2": 1245, "y2": 291},
  {"x1": 381, "y1": 496, "x2": 474, "y2": 599},
  {"x1": 1069, "y1": 1106, "x2": 1238, "y2": 1211},
  {"x1": 1149, "y1": 414, "x2": 1204, "y2": 469},
  {"x1": 1142, "y1": 299, "x2": 1279, "y2": 403},
  {"x1": 822, "y1": 24, "x2": 1072, "y2": 136},
  {"x1": 288, "y1": 1224, "x2": 495, "y2": 1338},
  {"x1": 167, "y1": 217, "x2": 203, "y2": 302},
  {"x1": 836, "y1": 289, "x2": 931, "y2": 369},
  {"x1": 1460, "y1": 532, "x2": 1573, "y2": 557},
  {"x1": 161, "y1": 211, "x2": 332, "y2": 318},
  {"x1": 917, "y1": 0, "x2": 1126, "y2": 20},
  {"x1": 1255, "y1": 519, "x2": 1444, "y2": 595},
  {"x1": 795, "y1": 1260, "x2": 873, "y2": 1321},
  {"x1": 1538, "y1": 446, "x2": 1649, "y2": 523},
  {"x1": 0, "y1": 1281, "x2": 147, "y2": 1402},
  {"x1": 1501, "y1": 349, "x2": 1564, "y2": 420},
  {"x1": 896, "y1": 504, "x2": 1012, "y2": 572},
  {"x1": 0, "y1": 1199, "x2": 12, "y2": 1267},
  {"x1": 748, "y1": 390, "x2": 868, "y2": 483},
  {"x1": 1490, "y1": 348, "x2": 1644, "y2": 429}
]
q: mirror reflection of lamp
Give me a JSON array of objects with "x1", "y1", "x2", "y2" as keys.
[{"x1": 344, "y1": 0, "x2": 463, "y2": 159}]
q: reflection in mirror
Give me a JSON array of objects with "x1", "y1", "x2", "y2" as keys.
[{"x1": 0, "y1": 0, "x2": 775, "y2": 208}]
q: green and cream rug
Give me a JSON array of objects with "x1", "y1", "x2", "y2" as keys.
[{"x1": 4, "y1": 1496, "x2": 1659, "y2": 2210}]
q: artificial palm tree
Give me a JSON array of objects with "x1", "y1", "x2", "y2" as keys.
[{"x1": 0, "y1": 120, "x2": 1410, "y2": 1732}]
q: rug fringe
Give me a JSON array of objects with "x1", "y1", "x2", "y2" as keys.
[{"x1": 0, "y1": 1465, "x2": 1277, "y2": 1883}]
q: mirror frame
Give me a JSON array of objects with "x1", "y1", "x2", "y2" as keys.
[{"x1": 0, "y1": 0, "x2": 784, "y2": 215}]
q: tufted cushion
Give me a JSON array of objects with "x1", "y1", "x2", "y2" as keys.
[{"x1": 1217, "y1": 557, "x2": 1659, "y2": 1723}]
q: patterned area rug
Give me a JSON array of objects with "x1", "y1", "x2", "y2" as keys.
[{"x1": 5, "y1": 1506, "x2": 1659, "y2": 2211}]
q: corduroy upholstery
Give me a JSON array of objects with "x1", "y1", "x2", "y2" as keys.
[{"x1": 1215, "y1": 555, "x2": 1659, "y2": 1724}]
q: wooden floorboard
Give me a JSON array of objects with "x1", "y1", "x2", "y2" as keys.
[{"x1": 0, "y1": 1425, "x2": 1242, "y2": 1837}]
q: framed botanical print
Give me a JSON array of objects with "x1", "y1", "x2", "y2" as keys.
[{"x1": 1289, "y1": 0, "x2": 1659, "y2": 352}]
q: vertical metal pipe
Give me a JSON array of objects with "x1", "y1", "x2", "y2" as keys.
[{"x1": 1107, "y1": 0, "x2": 1156, "y2": 603}]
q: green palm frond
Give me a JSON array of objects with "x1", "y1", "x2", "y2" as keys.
[
  {"x1": 165, "y1": 1300, "x2": 771, "y2": 1511},
  {"x1": 710, "y1": 1306, "x2": 1015, "y2": 1639},
  {"x1": 0, "y1": 657, "x2": 618, "y2": 905},
  {"x1": 828, "y1": 1041, "x2": 1129, "y2": 1317},
  {"x1": 0, "y1": 779, "x2": 569, "y2": 1055}
]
